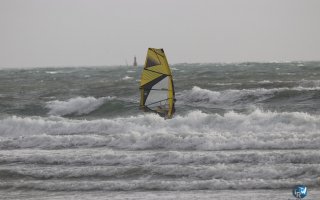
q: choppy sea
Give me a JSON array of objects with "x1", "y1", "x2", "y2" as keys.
[{"x1": 0, "y1": 62, "x2": 319, "y2": 199}]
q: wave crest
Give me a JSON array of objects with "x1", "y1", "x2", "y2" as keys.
[
  {"x1": 0, "y1": 109, "x2": 319, "y2": 150},
  {"x1": 178, "y1": 86, "x2": 320, "y2": 107},
  {"x1": 46, "y1": 96, "x2": 115, "y2": 116}
]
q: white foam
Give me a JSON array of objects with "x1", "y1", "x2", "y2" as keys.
[
  {"x1": 0, "y1": 109, "x2": 319, "y2": 150},
  {"x1": 212, "y1": 83, "x2": 242, "y2": 86},
  {"x1": 0, "y1": 178, "x2": 317, "y2": 191},
  {"x1": 122, "y1": 76, "x2": 133, "y2": 80},
  {"x1": 1, "y1": 162, "x2": 319, "y2": 181},
  {"x1": 46, "y1": 96, "x2": 114, "y2": 116},
  {"x1": 45, "y1": 71, "x2": 59, "y2": 74},
  {"x1": 178, "y1": 86, "x2": 320, "y2": 106},
  {"x1": 299, "y1": 79, "x2": 320, "y2": 88},
  {"x1": 258, "y1": 80, "x2": 272, "y2": 84},
  {"x1": 2, "y1": 149, "x2": 320, "y2": 166},
  {"x1": 178, "y1": 86, "x2": 275, "y2": 105}
]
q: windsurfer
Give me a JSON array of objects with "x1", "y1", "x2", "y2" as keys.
[{"x1": 156, "y1": 105, "x2": 167, "y2": 114}]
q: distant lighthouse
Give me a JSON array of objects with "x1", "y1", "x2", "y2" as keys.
[{"x1": 133, "y1": 56, "x2": 137, "y2": 67}]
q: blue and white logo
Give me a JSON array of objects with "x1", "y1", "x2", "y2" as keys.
[{"x1": 292, "y1": 185, "x2": 307, "y2": 199}]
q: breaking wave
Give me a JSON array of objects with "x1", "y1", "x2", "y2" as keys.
[
  {"x1": 299, "y1": 79, "x2": 320, "y2": 88},
  {"x1": 122, "y1": 76, "x2": 133, "y2": 80},
  {"x1": 178, "y1": 86, "x2": 320, "y2": 106},
  {"x1": 0, "y1": 109, "x2": 319, "y2": 150},
  {"x1": 0, "y1": 178, "x2": 318, "y2": 191},
  {"x1": 6, "y1": 163, "x2": 320, "y2": 180},
  {"x1": 1, "y1": 149, "x2": 320, "y2": 166},
  {"x1": 46, "y1": 96, "x2": 115, "y2": 116}
]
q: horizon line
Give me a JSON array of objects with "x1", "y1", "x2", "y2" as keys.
[{"x1": 1, "y1": 60, "x2": 320, "y2": 69}]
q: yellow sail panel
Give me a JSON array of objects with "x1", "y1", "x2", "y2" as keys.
[
  {"x1": 140, "y1": 69, "x2": 163, "y2": 86},
  {"x1": 139, "y1": 48, "x2": 175, "y2": 118},
  {"x1": 145, "y1": 64, "x2": 170, "y2": 76}
]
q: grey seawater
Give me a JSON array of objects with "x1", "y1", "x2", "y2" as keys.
[{"x1": 0, "y1": 62, "x2": 320, "y2": 199}]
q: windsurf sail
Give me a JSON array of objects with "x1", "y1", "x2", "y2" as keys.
[{"x1": 139, "y1": 48, "x2": 175, "y2": 118}]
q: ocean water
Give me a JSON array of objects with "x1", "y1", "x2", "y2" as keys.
[{"x1": 0, "y1": 62, "x2": 320, "y2": 199}]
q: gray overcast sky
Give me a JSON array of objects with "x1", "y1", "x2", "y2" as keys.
[{"x1": 1, "y1": 0, "x2": 320, "y2": 68}]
